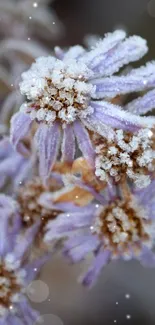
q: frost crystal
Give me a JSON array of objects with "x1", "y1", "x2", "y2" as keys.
[{"x1": 94, "y1": 128, "x2": 155, "y2": 188}]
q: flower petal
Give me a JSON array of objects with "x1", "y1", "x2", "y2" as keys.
[
  {"x1": 79, "y1": 250, "x2": 111, "y2": 288},
  {"x1": 63, "y1": 235, "x2": 100, "y2": 263},
  {"x1": 35, "y1": 122, "x2": 61, "y2": 179},
  {"x1": 84, "y1": 34, "x2": 147, "y2": 78},
  {"x1": 91, "y1": 101, "x2": 155, "y2": 130},
  {"x1": 61, "y1": 124, "x2": 75, "y2": 162},
  {"x1": 63, "y1": 45, "x2": 86, "y2": 60},
  {"x1": 125, "y1": 89, "x2": 155, "y2": 115},
  {"x1": 92, "y1": 74, "x2": 155, "y2": 99},
  {"x1": 140, "y1": 246, "x2": 155, "y2": 267},
  {"x1": 10, "y1": 112, "x2": 32, "y2": 150},
  {"x1": 81, "y1": 30, "x2": 126, "y2": 72},
  {"x1": 73, "y1": 120, "x2": 95, "y2": 166}
]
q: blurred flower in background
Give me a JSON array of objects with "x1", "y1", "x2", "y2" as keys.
[{"x1": 0, "y1": 0, "x2": 63, "y2": 133}]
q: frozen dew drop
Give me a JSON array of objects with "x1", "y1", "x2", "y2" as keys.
[
  {"x1": 33, "y1": 2, "x2": 38, "y2": 8},
  {"x1": 125, "y1": 294, "x2": 130, "y2": 299},
  {"x1": 34, "y1": 314, "x2": 64, "y2": 325},
  {"x1": 126, "y1": 315, "x2": 131, "y2": 320},
  {"x1": 26, "y1": 280, "x2": 49, "y2": 303},
  {"x1": 95, "y1": 204, "x2": 99, "y2": 208}
]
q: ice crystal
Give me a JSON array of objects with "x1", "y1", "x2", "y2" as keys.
[{"x1": 94, "y1": 128, "x2": 155, "y2": 188}]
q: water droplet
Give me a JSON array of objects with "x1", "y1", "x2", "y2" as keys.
[
  {"x1": 95, "y1": 204, "x2": 99, "y2": 208},
  {"x1": 75, "y1": 195, "x2": 79, "y2": 199},
  {"x1": 114, "y1": 320, "x2": 117, "y2": 323},
  {"x1": 53, "y1": 22, "x2": 55, "y2": 24},
  {"x1": 33, "y1": 2, "x2": 38, "y2": 8},
  {"x1": 29, "y1": 16, "x2": 32, "y2": 19},
  {"x1": 116, "y1": 301, "x2": 118, "y2": 305},
  {"x1": 28, "y1": 38, "x2": 31, "y2": 41},
  {"x1": 26, "y1": 280, "x2": 49, "y2": 303},
  {"x1": 125, "y1": 294, "x2": 130, "y2": 299},
  {"x1": 11, "y1": 84, "x2": 13, "y2": 87},
  {"x1": 126, "y1": 315, "x2": 131, "y2": 319},
  {"x1": 34, "y1": 314, "x2": 63, "y2": 325},
  {"x1": 34, "y1": 268, "x2": 38, "y2": 272}
]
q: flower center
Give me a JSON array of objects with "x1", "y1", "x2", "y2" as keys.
[
  {"x1": 20, "y1": 58, "x2": 95, "y2": 124},
  {"x1": 17, "y1": 177, "x2": 62, "y2": 232},
  {"x1": 94, "y1": 128, "x2": 155, "y2": 188},
  {"x1": 0, "y1": 257, "x2": 25, "y2": 316},
  {"x1": 91, "y1": 199, "x2": 153, "y2": 255}
]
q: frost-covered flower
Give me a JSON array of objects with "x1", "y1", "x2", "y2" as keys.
[
  {"x1": 44, "y1": 181, "x2": 155, "y2": 287},
  {"x1": 10, "y1": 30, "x2": 155, "y2": 179},
  {"x1": 0, "y1": 194, "x2": 46, "y2": 324},
  {"x1": 0, "y1": 137, "x2": 33, "y2": 191},
  {"x1": 93, "y1": 128, "x2": 155, "y2": 188},
  {"x1": 16, "y1": 174, "x2": 85, "y2": 247}
]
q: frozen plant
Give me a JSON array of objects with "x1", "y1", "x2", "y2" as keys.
[
  {"x1": 0, "y1": 194, "x2": 48, "y2": 324},
  {"x1": 45, "y1": 181, "x2": 155, "y2": 288},
  {"x1": 10, "y1": 30, "x2": 155, "y2": 180}
]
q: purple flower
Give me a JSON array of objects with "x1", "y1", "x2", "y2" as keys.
[
  {"x1": 44, "y1": 181, "x2": 155, "y2": 288},
  {"x1": 0, "y1": 194, "x2": 47, "y2": 324},
  {"x1": 0, "y1": 137, "x2": 32, "y2": 191},
  {"x1": 10, "y1": 30, "x2": 155, "y2": 179},
  {"x1": 15, "y1": 174, "x2": 80, "y2": 249}
]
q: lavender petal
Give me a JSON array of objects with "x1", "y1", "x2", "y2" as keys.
[
  {"x1": 73, "y1": 120, "x2": 95, "y2": 167},
  {"x1": 10, "y1": 112, "x2": 32, "y2": 150},
  {"x1": 35, "y1": 121, "x2": 61, "y2": 179},
  {"x1": 61, "y1": 124, "x2": 75, "y2": 162}
]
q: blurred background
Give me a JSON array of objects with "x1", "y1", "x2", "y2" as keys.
[{"x1": 1, "y1": 0, "x2": 155, "y2": 324}]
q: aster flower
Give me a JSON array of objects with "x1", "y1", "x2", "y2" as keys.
[
  {"x1": 0, "y1": 194, "x2": 47, "y2": 324},
  {"x1": 0, "y1": 137, "x2": 33, "y2": 191},
  {"x1": 10, "y1": 30, "x2": 155, "y2": 179},
  {"x1": 93, "y1": 127, "x2": 155, "y2": 188},
  {"x1": 44, "y1": 180, "x2": 155, "y2": 288},
  {"x1": 15, "y1": 173, "x2": 91, "y2": 254}
]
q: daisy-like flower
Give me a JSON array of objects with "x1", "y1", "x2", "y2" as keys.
[
  {"x1": 44, "y1": 180, "x2": 155, "y2": 288},
  {"x1": 15, "y1": 173, "x2": 91, "y2": 251},
  {"x1": 10, "y1": 30, "x2": 155, "y2": 179},
  {"x1": 0, "y1": 194, "x2": 47, "y2": 324},
  {"x1": 93, "y1": 127, "x2": 155, "y2": 188},
  {"x1": 0, "y1": 137, "x2": 33, "y2": 191}
]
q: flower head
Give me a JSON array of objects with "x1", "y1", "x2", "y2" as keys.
[
  {"x1": 44, "y1": 181, "x2": 155, "y2": 287},
  {"x1": 10, "y1": 30, "x2": 155, "y2": 179},
  {"x1": 94, "y1": 128, "x2": 155, "y2": 188},
  {"x1": 0, "y1": 194, "x2": 46, "y2": 324}
]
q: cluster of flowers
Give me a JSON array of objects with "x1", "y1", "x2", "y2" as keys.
[{"x1": 1, "y1": 30, "x2": 155, "y2": 324}]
